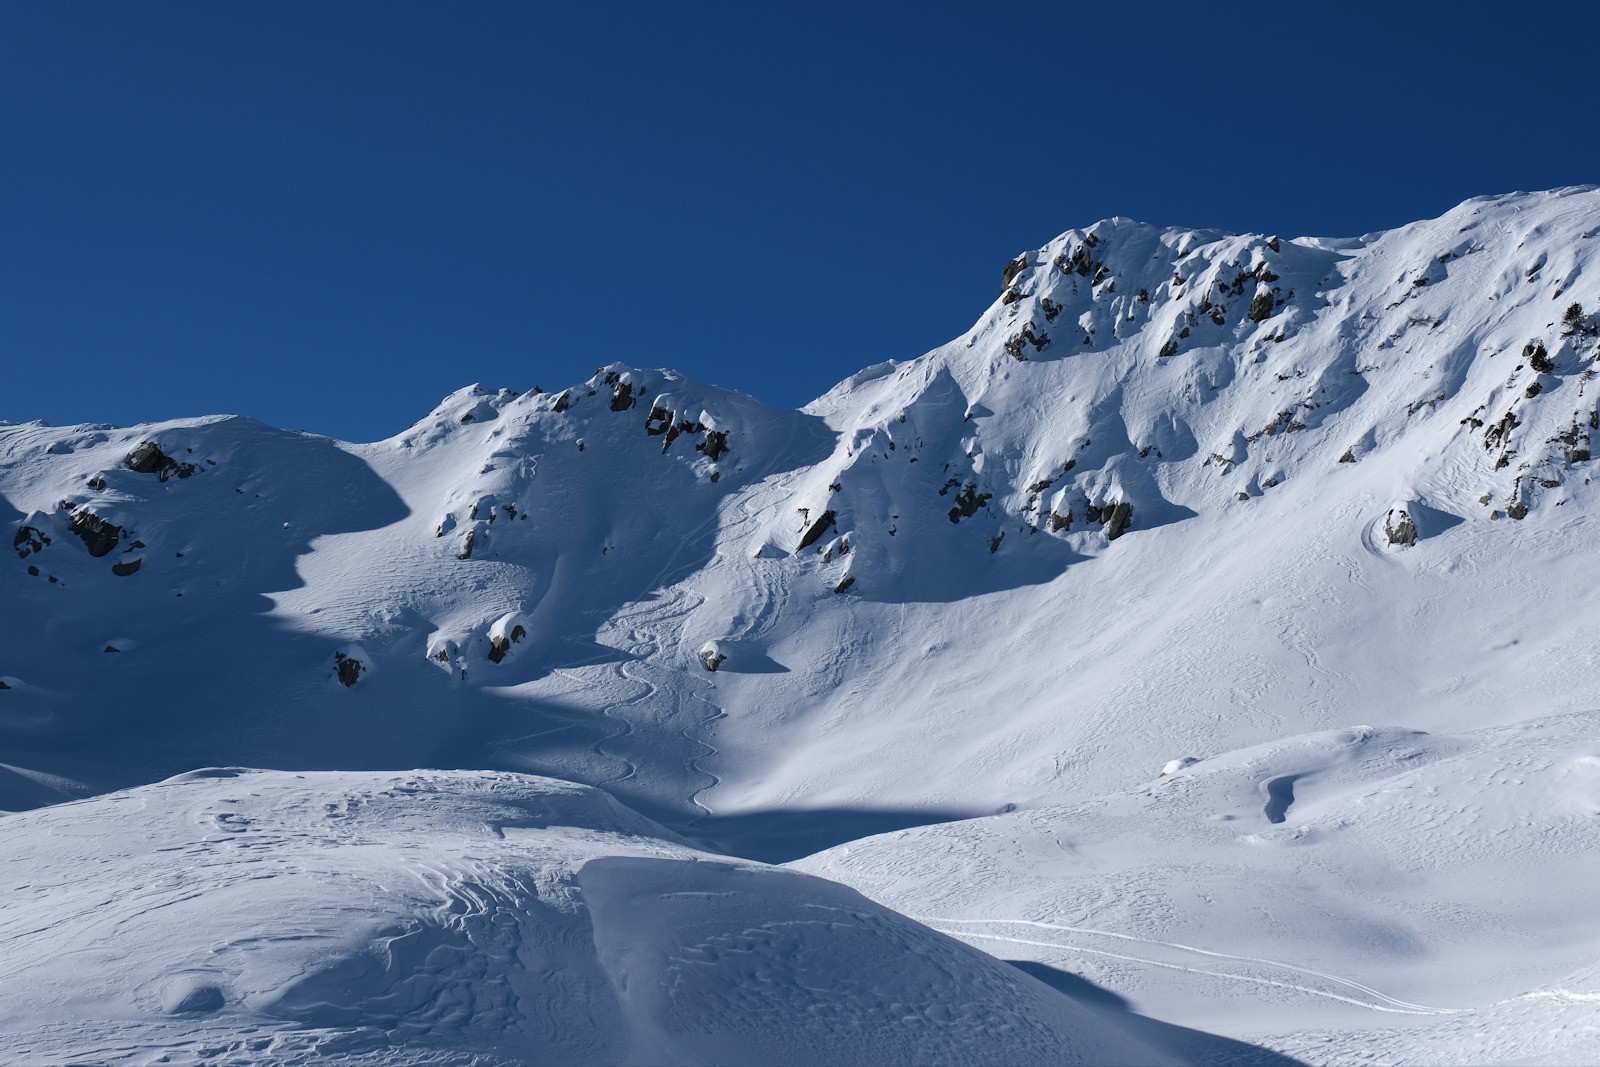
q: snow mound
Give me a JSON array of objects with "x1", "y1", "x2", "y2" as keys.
[{"x1": 0, "y1": 769, "x2": 1174, "y2": 1065}]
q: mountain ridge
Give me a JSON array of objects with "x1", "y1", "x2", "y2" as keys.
[{"x1": 6, "y1": 187, "x2": 1600, "y2": 1063}]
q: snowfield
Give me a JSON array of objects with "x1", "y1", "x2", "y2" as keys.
[
  {"x1": 0, "y1": 770, "x2": 1177, "y2": 1065},
  {"x1": 6, "y1": 187, "x2": 1600, "y2": 1062}
]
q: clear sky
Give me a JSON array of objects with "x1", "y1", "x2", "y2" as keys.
[{"x1": 6, "y1": 3, "x2": 1599, "y2": 441}]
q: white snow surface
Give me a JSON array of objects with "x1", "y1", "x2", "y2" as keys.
[
  {"x1": 0, "y1": 769, "x2": 1173, "y2": 1065},
  {"x1": 7, "y1": 187, "x2": 1600, "y2": 1061}
]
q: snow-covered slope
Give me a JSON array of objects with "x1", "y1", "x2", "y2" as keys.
[
  {"x1": 0, "y1": 769, "x2": 1176, "y2": 1065},
  {"x1": 6, "y1": 187, "x2": 1600, "y2": 1062}
]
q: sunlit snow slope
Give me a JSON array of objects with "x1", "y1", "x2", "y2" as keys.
[{"x1": 6, "y1": 187, "x2": 1600, "y2": 1062}]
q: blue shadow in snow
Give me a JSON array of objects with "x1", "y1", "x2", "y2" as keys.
[{"x1": 1008, "y1": 960, "x2": 1308, "y2": 1066}]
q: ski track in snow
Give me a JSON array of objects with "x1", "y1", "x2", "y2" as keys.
[{"x1": 914, "y1": 917, "x2": 1472, "y2": 1016}]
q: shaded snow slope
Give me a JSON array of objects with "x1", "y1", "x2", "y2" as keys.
[{"x1": 0, "y1": 769, "x2": 1175, "y2": 1066}]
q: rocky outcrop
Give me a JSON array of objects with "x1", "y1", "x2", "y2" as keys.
[
  {"x1": 699, "y1": 642, "x2": 725, "y2": 672},
  {"x1": 111, "y1": 558, "x2": 143, "y2": 577},
  {"x1": 1384, "y1": 507, "x2": 1418, "y2": 546},
  {"x1": 333, "y1": 652, "x2": 362, "y2": 687},
  {"x1": 944, "y1": 483, "x2": 991, "y2": 524},
  {"x1": 13, "y1": 525, "x2": 49, "y2": 558},
  {"x1": 697, "y1": 430, "x2": 729, "y2": 461},
  {"x1": 487, "y1": 612, "x2": 530, "y2": 664},
  {"x1": 487, "y1": 625, "x2": 526, "y2": 664},
  {"x1": 796, "y1": 509, "x2": 837, "y2": 551},
  {"x1": 124, "y1": 442, "x2": 197, "y2": 482},
  {"x1": 60, "y1": 504, "x2": 124, "y2": 557}
]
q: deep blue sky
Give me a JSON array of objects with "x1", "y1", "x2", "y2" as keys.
[{"x1": 5, "y1": 4, "x2": 1599, "y2": 442}]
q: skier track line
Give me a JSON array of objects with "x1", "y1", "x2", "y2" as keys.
[{"x1": 914, "y1": 917, "x2": 1473, "y2": 1016}]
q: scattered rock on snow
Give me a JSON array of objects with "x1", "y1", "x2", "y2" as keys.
[
  {"x1": 124, "y1": 441, "x2": 197, "y2": 481},
  {"x1": 333, "y1": 652, "x2": 363, "y2": 688},
  {"x1": 1104, "y1": 501, "x2": 1134, "y2": 540},
  {"x1": 487, "y1": 612, "x2": 530, "y2": 664},
  {"x1": 1384, "y1": 507, "x2": 1418, "y2": 546},
  {"x1": 699, "y1": 642, "x2": 726, "y2": 672},
  {"x1": 13, "y1": 524, "x2": 50, "y2": 558}
]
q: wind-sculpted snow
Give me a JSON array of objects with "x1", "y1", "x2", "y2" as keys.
[
  {"x1": 796, "y1": 713, "x2": 1600, "y2": 1060},
  {"x1": 7, "y1": 188, "x2": 1600, "y2": 1062},
  {"x1": 0, "y1": 770, "x2": 1174, "y2": 1065}
]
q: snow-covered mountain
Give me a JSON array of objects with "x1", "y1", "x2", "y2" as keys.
[{"x1": 6, "y1": 187, "x2": 1600, "y2": 1063}]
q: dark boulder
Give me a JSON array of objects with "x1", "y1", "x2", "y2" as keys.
[
  {"x1": 797, "y1": 509, "x2": 837, "y2": 551},
  {"x1": 334, "y1": 652, "x2": 363, "y2": 687},
  {"x1": 125, "y1": 441, "x2": 197, "y2": 481},
  {"x1": 60, "y1": 504, "x2": 124, "y2": 557}
]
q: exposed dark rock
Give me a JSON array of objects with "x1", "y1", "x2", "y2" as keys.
[
  {"x1": 1104, "y1": 501, "x2": 1134, "y2": 540},
  {"x1": 833, "y1": 575, "x2": 855, "y2": 594},
  {"x1": 989, "y1": 531, "x2": 1004, "y2": 554},
  {"x1": 697, "y1": 430, "x2": 729, "y2": 461},
  {"x1": 797, "y1": 509, "x2": 836, "y2": 550},
  {"x1": 487, "y1": 623, "x2": 529, "y2": 664},
  {"x1": 699, "y1": 645, "x2": 726, "y2": 672},
  {"x1": 60, "y1": 504, "x2": 124, "y2": 557},
  {"x1": 104, "y1": 645, "x2": 120, "y2": 653},
  {"x1": 13, "y1": 525, "x2": 50, "y2": 558},
  {"x1": 1338, "y1": 448, "x2": 1356, "y2": 463},
  {"x1": 458, "y1": 530, "x2": 476, "y2": 560},
  {"x1": 552, "y1": 391, "x2": 572, "y2": 413},
  {"x1": 1003, "y1": 324, "x2": 1048, "y2": 361},
  {"x1": 1248, "y1": 290, "x2": 1278, "y2": 322},
  {"x1": 334, "y1": 652, "x2": 362, "y2": 687},
  {"x1": 1507, "y1": 502, "x2": 1529, "y2": 520},
  {"x1": 1001, "y1": 254, "x2": 1028, "y2": 292},
  {"x1": 610, "y1": 380, "x2": 637, "y2": 411},
  {"x1": 87, "y1": 476, "x2": 107, "y2": 491},
  {"x1": 111, "y1": 558, "x2": 143, "y2": 577},
  {"x1": 947, "y1": 484, "x2": 992, "y2": 523},
  {"x1": 1047, "y1": 510, "x2": 1071, "y2": 533},
  {"x1": 1384, "y1": 508, "x2": 1418, "y2": 546},
  {"x1": 1525, "y1": 382, "x2": 1543, "y2": 399},
  {"x1": 645, "y1": 405, "x2": 674, "y2": 435},
  {"x1": 1485, "y1": 410, "x2": 1521, "y2": 451},
  {"x1": 124, "y1": 441, "x2": 196, "y2": 481}
]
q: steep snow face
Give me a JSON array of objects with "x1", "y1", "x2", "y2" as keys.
[{"x1": 0, "y1": 769, "x2": 1174, "y2": 1066}]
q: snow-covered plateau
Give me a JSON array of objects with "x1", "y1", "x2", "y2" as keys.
[{"x1": 6, "y1": 187, "x2": 1600, "y2": 1063}]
